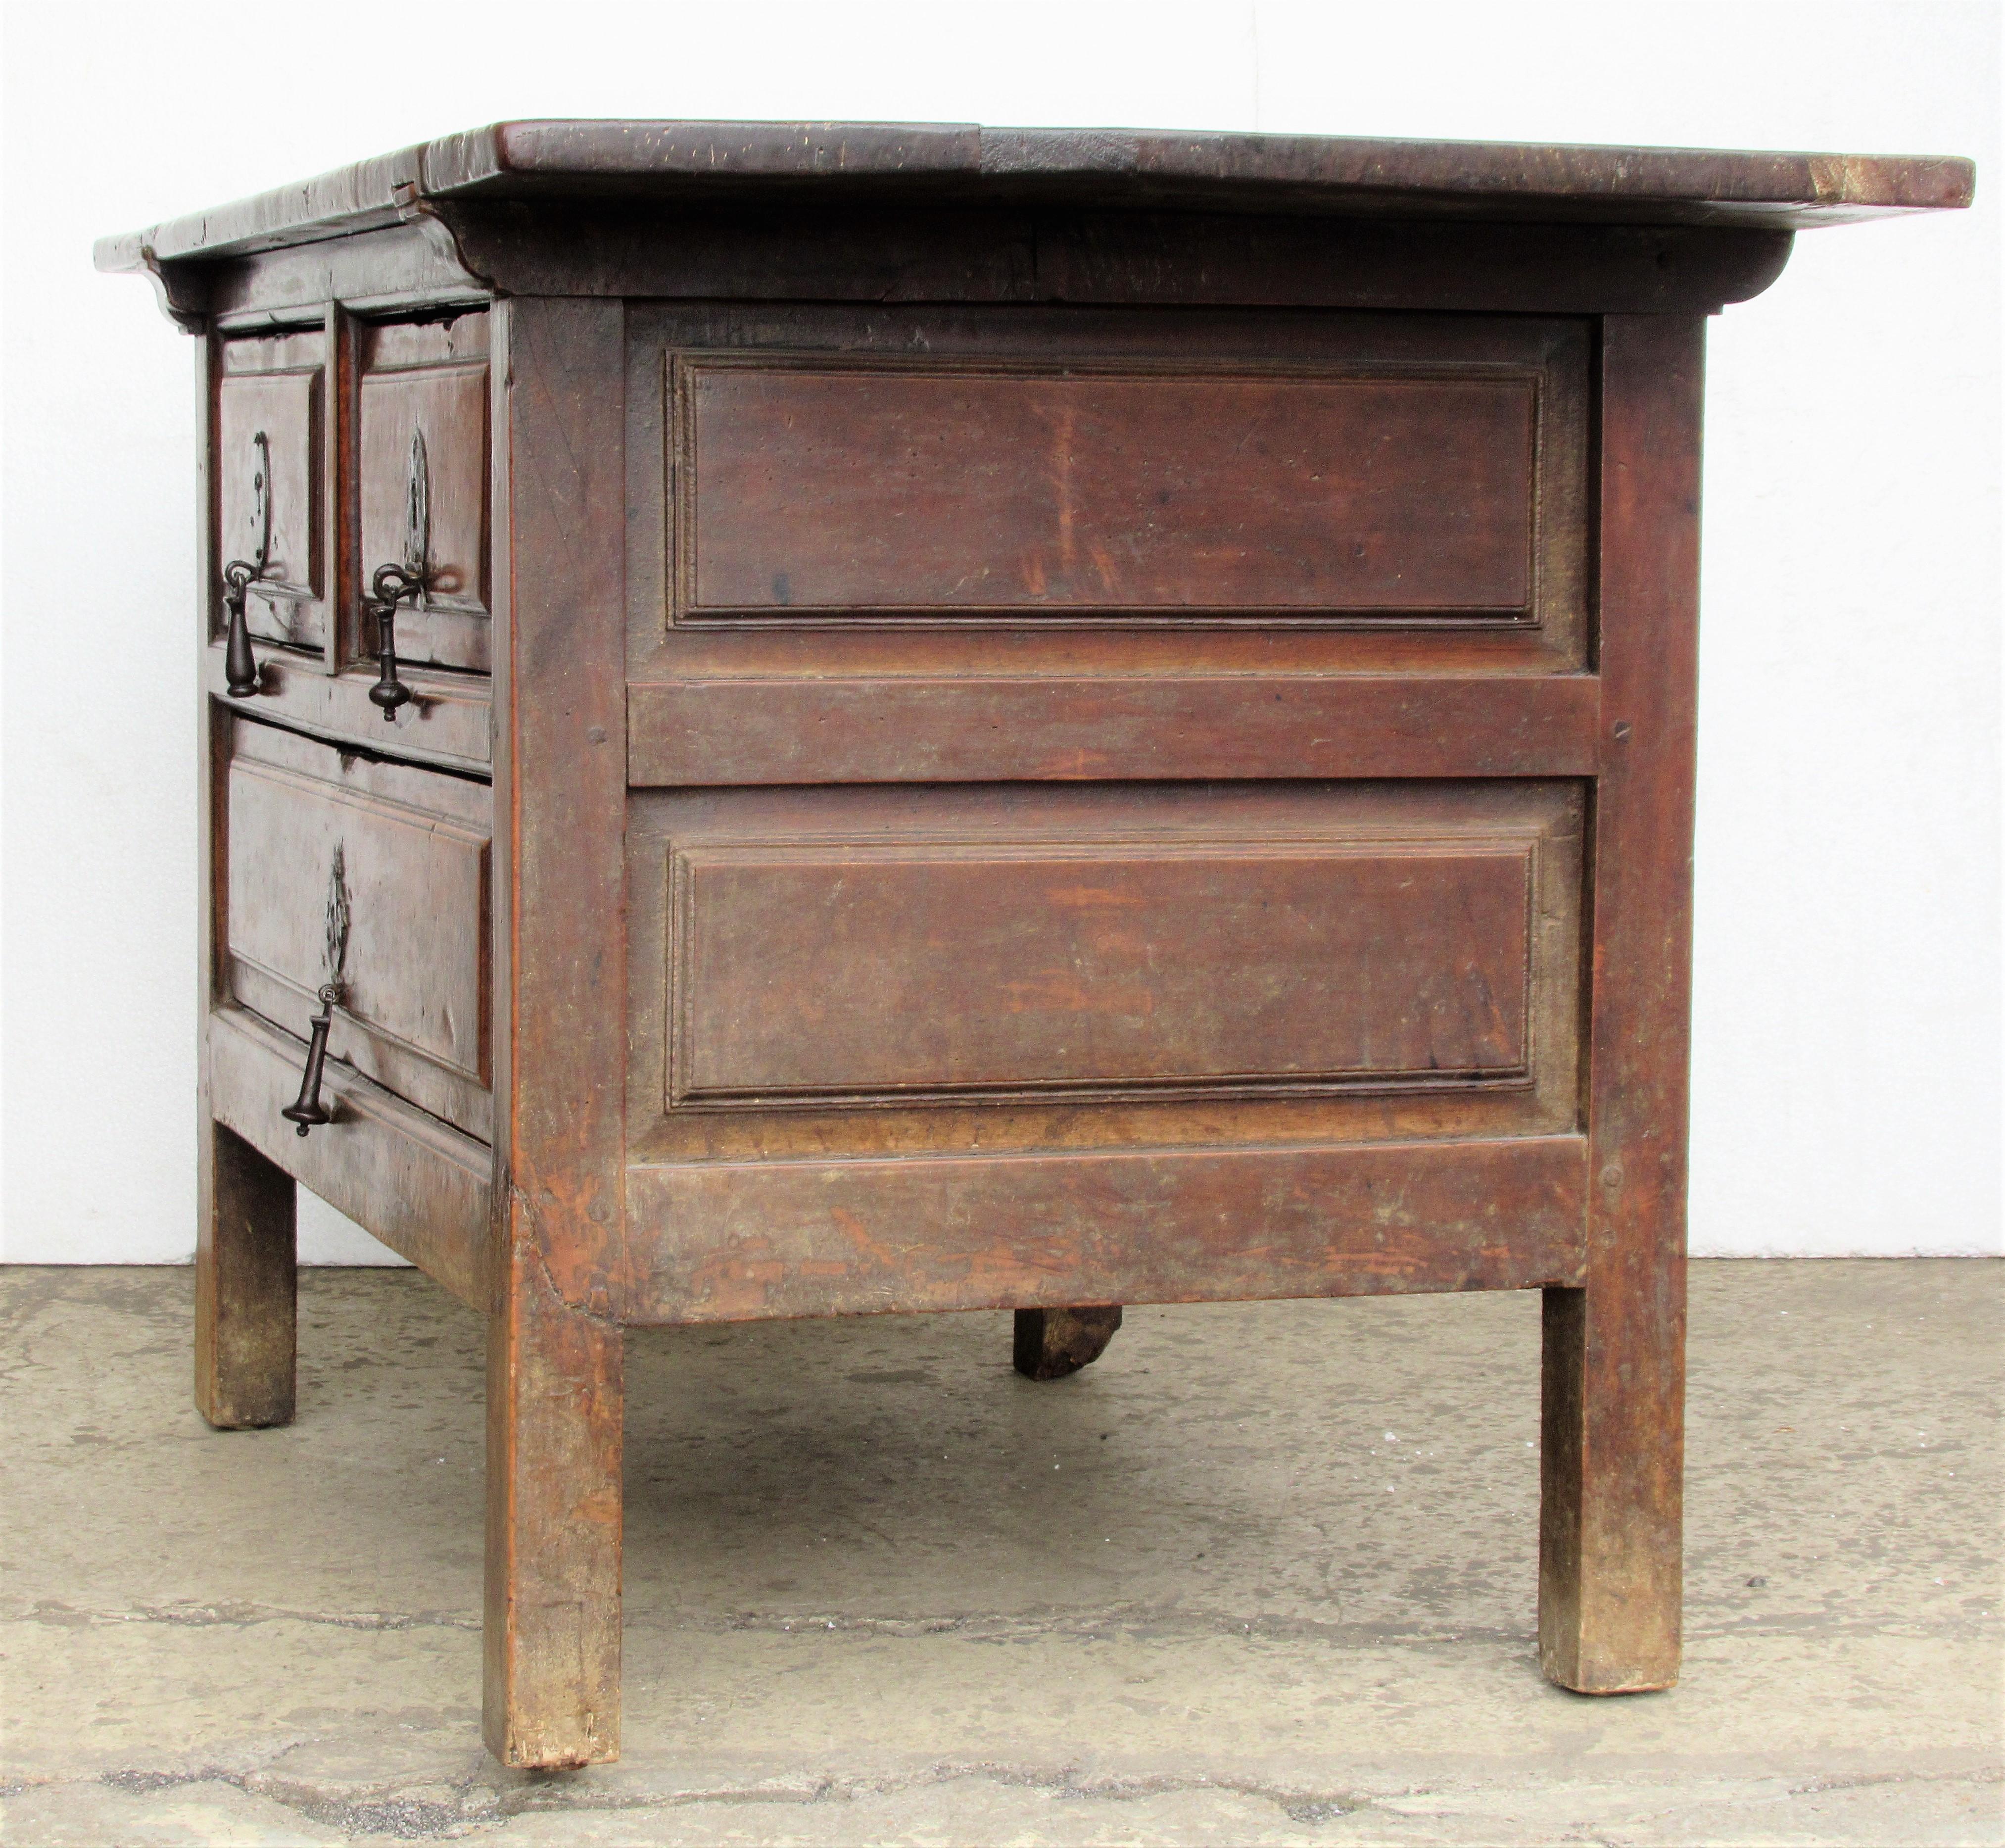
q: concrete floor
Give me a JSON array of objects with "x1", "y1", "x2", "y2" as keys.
[{"x1": 0, "y1": 1261, "x2": 1998, "y2": 1847}]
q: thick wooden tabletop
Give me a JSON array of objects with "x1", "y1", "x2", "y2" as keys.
[{"x1": 96, "y1": 120, "x2": 1973, "y2": 273}]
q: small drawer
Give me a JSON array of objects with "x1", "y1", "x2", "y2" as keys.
[
  {"x1": 222, "y1": 718, "x2": 492, "y2": 1141},
  {"x1": 354, "y1": 313, "x2": 491, "y2": 673},
  {"x1": 217, "y1": 329, "x2": 329, "y2": 651}
]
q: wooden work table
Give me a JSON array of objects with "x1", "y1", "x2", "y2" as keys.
[{"x1": 99, "y1": 121, "x2": 1972, "y2": 1769}]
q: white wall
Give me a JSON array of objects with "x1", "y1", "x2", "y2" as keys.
[{"x1": 2, "y1": 1, "x2": 1996, "y2": 1263}]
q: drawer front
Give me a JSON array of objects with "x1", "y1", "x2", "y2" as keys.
[
  {"x1": 223, "y1": 719, "x2": 492, "y2": 1140},
  {"x1": 217, "y1": 330, "x2": 328, "y2": 651},
  {"x1": 667, "y1": 317, "x2": 1585, "y2": 644},
  {"x1": 355, "y1": 314, "x2": 491, "y2": 673},
  {"x1": 631, "y1": 781, "x2": 1584, "y2": 1162}
]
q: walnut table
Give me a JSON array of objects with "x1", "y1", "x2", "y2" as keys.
[{"x1": 98, "y1": 122, "x2": 1972, "y2": 1768}]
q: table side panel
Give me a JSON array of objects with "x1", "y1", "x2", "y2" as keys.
[
  {"x1": 680, "y1": 357, "x2": 1538, "y2": 620},
  {"x1": 626, "y1": 780, "x2": 1585, "y2": 1164},
  {"x1": 673, "y1": 839, "x2": 1534, "y2": 1107},
  {"x1": 628, "y1": 304, "x2": 1591, "y2": 683}
]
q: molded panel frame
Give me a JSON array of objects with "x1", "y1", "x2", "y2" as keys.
[
  {"x1": 220, "y1": 716, "x2": 494, "y2": 1141},
  {"x1": 627, "y1": 779, "x2": 1586, "y2": 1165},
  {"x1": 665, "y1": 832, "x2": 1539, "y2": 1110},
  {"x1": 632, "y1": 304, "x2": 1592, "y2": 682},
  {"x1": 671, "y1": 350, "x2": 1548, "y2": 628},
  {"x1": 214, "y1": 322, "x2": 333, "y2": 654},
  {"x1": 351, "y1": 311, "x2": 494, "y2": 673}
]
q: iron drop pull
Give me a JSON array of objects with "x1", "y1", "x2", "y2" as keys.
[
  {"x1": 281, "y1": 983, "x2": 340, "y2": 1135},
  {"x1": 366, "y1": 562, "x2": 423, "y2": 720},
  {"x1": 221, "y1": 559, "x2": 263, "y2": 698},
  {"x1": 284, "y1": 849, "x2": 350, "y2": 1137}
]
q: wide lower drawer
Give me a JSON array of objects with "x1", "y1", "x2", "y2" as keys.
[{"x1": 222, "y1": 717, "x2": 492, "y2": 1141}]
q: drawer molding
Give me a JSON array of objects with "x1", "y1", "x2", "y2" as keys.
[
  {"x1": 667, "y1": 834, "x2": 1542, "y2": 1111},
  {"x1": 672, "y1": 351, "x2": 1552, "y2": 628}
]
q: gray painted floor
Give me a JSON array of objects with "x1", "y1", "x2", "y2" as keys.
[{"x1": 1, "y1": 1260, "x2": 1998, "y2": 1846}]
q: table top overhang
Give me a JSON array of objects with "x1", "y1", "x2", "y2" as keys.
[{"x1": 95, "y1": 120, "x2": 1975, "y2": 275}]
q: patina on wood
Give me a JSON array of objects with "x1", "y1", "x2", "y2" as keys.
[
  {"x1": 1537, "y1": 314, "x2": 1706, "y2": 1693},
  {"x1": 101, "y1": 120, "x2": 1972, "y2": 1771},
  {"x1": 482, "y1": 295, "x2": 630, "y2": 1768}
]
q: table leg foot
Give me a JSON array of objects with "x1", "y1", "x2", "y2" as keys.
[
  {"x1": 196, "y1": 1120, "x2": 296, "y2": 1430},
  {"x1": 1537, "y1": 1282, "x2": 1683, "y2": 1693},
  {"x1": 1013, "y1": 1305, "x2": 1123, "y2": 1380},
  {"x1": 484, "y1": 1255, "x2": 623, "y2": 1768}
]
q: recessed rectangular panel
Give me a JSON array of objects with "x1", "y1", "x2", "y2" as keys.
[
  {"x1": 671, "y1": 838, "x2": 1532, "y2": 1106},
  {"x1": 678, "y1": 357, "x2": 1538, "y2": 621},
  {"x1": 218, "y1": 330, "x2": 324, "y2": 649},
  {"x1": 358, "y1": 313, "x2": 491, "y2": 672},
  {"x1": 224, "y1": 723, "x2": 491, "y2": 1136}
]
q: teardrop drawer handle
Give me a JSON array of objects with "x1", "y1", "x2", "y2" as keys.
[
  {"x1": 366, "y1": 562, "x2": 424, "y2": 720},
  {"x1": 282, "y1": 983, "x2": 339, "y2": 1136},
  {"x1": 221, "y1": 428, "x2": 274, "y2": 699},
  {"x1": 283, "y1": 849, "x2": 350, "y2": 1136},
  {"x1": 221, "y1": 559, "x2": 263, "y2": 698}
]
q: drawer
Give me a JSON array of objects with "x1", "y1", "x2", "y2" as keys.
[
  {"x1": 668, "y1": 317, "x2": 1587, "y2": 645},
  {"x1": 221, "y1": 718, "x2": 492, "y2": 1141},
  {"x1": 353, "y1": 313, "x2": 491, "y2": 674},
  {"x1": 216, "y1": 329, "x2": 329, "y2": 652},
  {"x1": 630, "y1": 780, "x2": 1584, "y2": 1161}
]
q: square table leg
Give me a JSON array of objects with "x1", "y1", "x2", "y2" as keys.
[
  {"x1": 483, "y1": 1258, "x2": 623, "y2": 1768},
  {"x1": 1536, "y1": 312, "x2": 1702, "y2": 1694},
  {"x1": 196, "y1": 1119, "x2": 296, "y2": 1430}
]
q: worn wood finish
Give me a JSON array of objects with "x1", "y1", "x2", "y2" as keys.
[
  {"x1": 483, "y1": 296, "x2": 628, "y2": 1769},
  {"x1": 196, "y1": 1120, "x2": 298, "y2": 1428},
  {"x1": 669, "y1": 825, "x2": 1540, "y2": 1109},
  {"x1": 635, "y1": 304, "x2": 1590, "y2": 679},
  {"x1": 203, "y1": 221, "x2": 490, "y2": 329},
  {"x1": 216, "y1": 329, "x2": 328, "y2": 651},
  {"x1": 673, "y1": 838, "x2": 1534, "y2": 1103},
  {"x1": 1539, "y1": 314, "x2": 1704, "y2": 1696},
  {"x1": 628, "y1": 675, "x2": 1601, "y2": 786},
  {"x1": 223, "y1": 717, "x2": 493, "y2": 1139},
  {"x1": 207, "y1": 1005, "x2": 491, "y2": 1310},
  {"x1": 627, "y1": 1136, "x2": 1589, "y2": 1324},
  {"x1": 680, "y1": 356, "x2": 1540, "y2": 621},
  {"x1": 209, "y1": 642, "x2": 493, "y2": 772},
  {"x1": 95, "y1": 124, "x2": 1973, "y2": 287},
  {"x1": 106, "y1": 122, "x2": 1967, "y2": 1772},
  {"x1": 1014, "y1": 1306, "x2": 1123, "y2": 1380},
  {"x1": 187, "y1": 208, "x2": 1799, "y2": 323},
  {"x1": 628, "y1": 781, "x2": 1585, "y2": 1163},
  {"x1": 355, "y1": 313, "x2": 492, "y2": 671}
]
